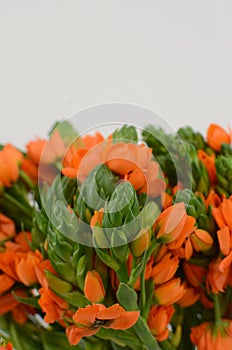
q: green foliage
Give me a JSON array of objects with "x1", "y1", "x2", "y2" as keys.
[{"x1": 112, "y1": 125, "x2": 138, "y2": 143}]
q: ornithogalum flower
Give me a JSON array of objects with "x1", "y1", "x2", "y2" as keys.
[
  {"x1": 152, "y1": 252, "x2": 179, "y2": 285},
  {"x1": 63, "y1": 135, "x2": 164, "y2": 197},
  {"x1": 177, "y1": 286, "x2": 200, "y2": 307},
  {"x1": 38, "y1": 284, "x2": 69, "y2": 324},
  {"x1": 0, "y1": 213, "x2": 16, "y2": 242},
  {"x1": 66, "y1": 303, "x2": 140, "y2": 345},
  {"x1": 206, "y1": 257, "x2": 231, "y2": 294},
  {"x1": 154, "y1": 202, "x2": 195, "y2": 249},
  {"x1": 148, "y1": 305, "x2": 174, "y2": 341},
  {"x1": 90, "y1": 209, "x2": 104, "y2": 228},
  {"x1": 0, "y1": 144, "x2": 23, "y2": 187},
  {"x1": 190, "y1": 320, "x2": 232, "y2": 350},
  {"x1": 190, "y1": 229, "x2": 214, "y2": 253},
  {"x1": 154, "y1": 278, "x2": 186, "y2": 306},
  {"x1": 198, "y1": 150, "x2": 217, "y2": 185},
  {"x1": 207, "y1": 123, "x2": 232, "y2": 152}
]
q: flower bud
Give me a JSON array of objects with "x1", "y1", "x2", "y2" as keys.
[
  {"x1": 84, "y1": 270, "x2": 105, "y2": 303},
  {"x1": 154, "y1": 278, "x2": 186, "y2": 305},
  {"x1": 190, "y1": 229, "x2": 214, "y2": 253},
  {"x1": 130, "y1": 228, "x2": 151, "y2": 257}
]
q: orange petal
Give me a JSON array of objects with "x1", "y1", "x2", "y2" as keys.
[
  {"x1": 106, "y1": 310, "x2": 140, "y2": 330},
  {"x1": 217, "y1": 227, "x2": 231, "y2": 256},
  {"x1": 66, "y1": 325, "x2": 97, "y2": 346}
]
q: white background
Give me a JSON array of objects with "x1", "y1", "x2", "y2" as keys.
[{"x1": 0, "y1": 0, "x2": 231, "y2": 149}]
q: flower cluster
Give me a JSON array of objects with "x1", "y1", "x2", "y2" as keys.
[{"x1": 0, "y1": 122, "x2": 232, "y2": 350}]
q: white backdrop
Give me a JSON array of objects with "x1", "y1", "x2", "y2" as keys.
[{"x1": 0, "y1": 0, "x2": 231, "y2": 149}]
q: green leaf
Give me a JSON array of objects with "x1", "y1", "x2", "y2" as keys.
[
  {"x1": 128, "y1": 253, "x2": 147, "y2": 288},
  {"x1": 45, "y1": 270, "x2": 73, "y2": 294},
  {"x1": 10, "y1": 323, "x2": 41, "y2": 350},
  {"x1": 42, "y1": 331, "x2": 83, "y2": 350},
  {"x1": 12, "y1": 292, "x2": 40, "y2": 308},
  {"x1": 132, "y1": 317, "x2": 161, "y2": 350},
  {"x1": 97, "y1": 328, "x2": 144, "y2": 349},
  {"x1": 60, "y1": 291, "x2": 90, "y2": 308},
  {"x1": 95, "y1": 248, "x2": 121, "y2": 271},
  {"x1": 116, "y1": 283, "x2": 138, "y2": 311}
]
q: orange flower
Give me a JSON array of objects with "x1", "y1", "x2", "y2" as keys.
[
  {"x1": 152, "y1": 252, "x2": 179, "y2": 285},
  {"x1": 177, "y1": 286, "x2": 200, "y2": 307},
  {"x1": 0, "y1": 144, "x2": 23, "y2": 187},
  {"x1": 0, "y1": 213, "x2": 16, "y2": 242},
  {"x1": 0, "y1": 274, "x2": 15, "y2": 294},
  {"x1": 12, "y1": 303, "x2": 35, "y2": 325},
  {"x1": 62, "y1": 132, "x2": 104, "y2": 179},
  {"x1": 84, "y1": 271, "x2": 105, "y2": 303},
  {"x1": 38, "y1": 285, "x2": 69, "y2": 324},
  {"x1": 154, "y1": 278, "x2": 186, "y2": 306},
  {"x1": 148, "y1": 305, "x2": 175, "y2": 341},
  {"x1": 183, "y1": 262, "x2": 207, "y2": 288},
  {"x1": 212, "y1": 197, "x2": 232, "y2": 230},
  {"x1": 130, "y1": 228, "x2": 151, "y2": 257},
  {"x1": 206, "y1": 257, "x2": 231, "y2": 293},
  {"x1": 154, "y1": 202, "x2": 195, "y2": 249},
  {"x1": 212, "y1": 197, "x2": 232, "y2": 256},
  {"x1": 66, "y1": 303, "x2": 139, "y2": 345},
  {"x1": 207, "y1": 123, "x2": 232, "y2": 152},
  {"x1": 205, "y1": 189, "x2": 221, "y2": 209},
  {"x1": 0, "y1": 289, "x2": 26, "y2": 316},
  {"x1": 198, "y1": 150, "x2": 217, "y2": 184},
  {"x1": 190, "y1": 320, "x2": 232, "y2": 350},
  {"x1": 63, "y1": 136, "x2": 164, "y2": 197},
  {"x1": 190, "y1": 229, "x2": 214, "y2": 253},
  {"x1": 27, "y1": 131, "x2": 65, "y2": 165},
  {"x1": 21, "y1": 157, "x2": 39, "y2": 183},
  {"x1": 27, "y1": 138, "x2": 47, "y2": 165},
  {"x1": 0, "y1": 248, "x2": 42, "y2": 286},
  {"x1": 15, "y1": 250, "x2": 42, "y2": 286},
  {"x1": 5, "y1": 232, "x2": 32, "y2": 252},
  {"x1": 90, "y1": 209, "x2": 104, "y2": 228},
  {"x1": 0, "y1": 343, "x2": 13, "y2": 350}
]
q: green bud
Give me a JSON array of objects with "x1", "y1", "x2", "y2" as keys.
[
  {"x1": 130, "y1": 228, "x2": 151, "y2": 257},
  {"x1": 111, "y1": 229, "x2": 128, "y2": 262},
  {"x1": 76, "y1": 255, "x2": 87, "y2": 290},
  {"x1": 112, "y1": 125, "x2": 138, "y2": 143},
  {"x1": 140, "y1": 201, "x2": 160, "y2": 229}
]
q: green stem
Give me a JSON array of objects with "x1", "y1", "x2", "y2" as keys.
[
  {"x1": 132, "y1": 317, "x2": 161, "y2": 350},
  {"x1": 140, "y1": 256, "x2": 147, "y2": 315},
  {"x1": 19, "y1": 170, "x2": 35, "y2": 190},
  {"x1": 1, "y1": 192, "x2": 32, "y2": 218},
  {"x1": 213, "y1": 293, "x2": 222, "y2": 325},
  {"x1": 116, "y1": 262, "x2": 129, "y2": 283},
  {"x1": 160, "y1": 339, "x2": 176, "y2": 350}
]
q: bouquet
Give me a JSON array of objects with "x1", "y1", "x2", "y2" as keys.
[{"x1": 0, "y1": 117, "x2": 232, "y2": 350}]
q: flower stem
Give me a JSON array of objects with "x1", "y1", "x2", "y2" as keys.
[{"x1": 213, "y1": 293, "x2": 222, "y2": 325}]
